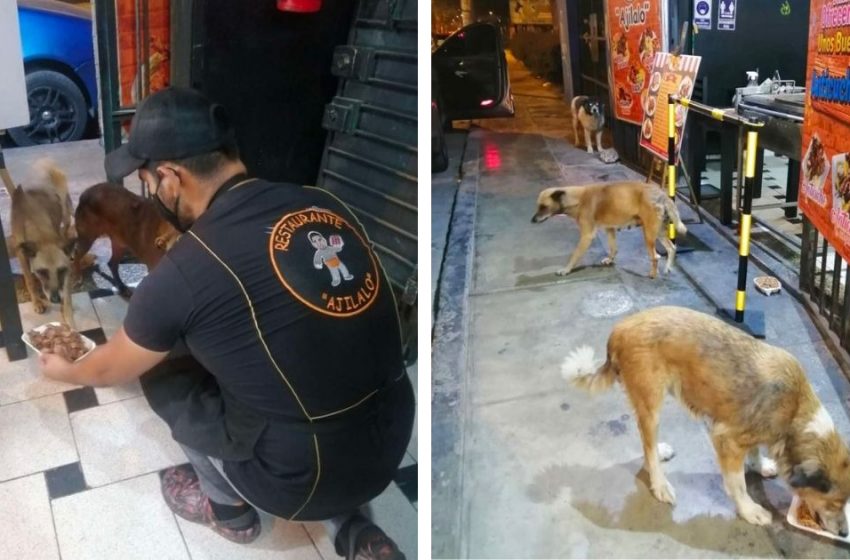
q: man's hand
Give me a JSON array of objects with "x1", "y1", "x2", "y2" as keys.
[
  {"x1": 35, "y1": 328, "x2": 169, "y2": 388},
  {"x1": 39, "y1": 351, "x2": 75, "y2": 383}
]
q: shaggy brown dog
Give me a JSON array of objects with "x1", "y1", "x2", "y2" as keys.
[
  {"x1": 8, "y1": 159, "x2": 76, "y2": 327},
  {"x1": 531, "y1": 181, "x2": 687, "y2": 278},
  {"x1": 73, "y1": 183, "x2": 179, "y2": 296},
  {"x1": 562, "y1": 306, "x2": 850, "y2": 535}
]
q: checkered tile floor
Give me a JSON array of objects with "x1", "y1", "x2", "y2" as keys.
[
  {"x1": 0, "y1": 285, "x2": 418, "y2": 560},
  {"x1": 701, "y1": 150, "x2": 803, "y2": 240}
]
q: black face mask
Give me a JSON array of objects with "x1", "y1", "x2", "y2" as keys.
[
  {"x1": 151, "y1": 179, "x2": 190, "y2": 233},
  {"x1": 149, "y1": 171, "x2": 250, "y2": 234}
]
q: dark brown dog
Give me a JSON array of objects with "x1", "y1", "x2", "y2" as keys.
[{"x1": 73, "y1": 183, "x2": 179, "y2": 296}]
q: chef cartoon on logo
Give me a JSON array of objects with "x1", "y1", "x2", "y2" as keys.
[{"x1": 309, "y1": 231, "x2": 354, "y2": 286}]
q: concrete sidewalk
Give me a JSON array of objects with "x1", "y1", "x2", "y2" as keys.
[{"x1": 432, "y1": 55, "x2": 850, "y2": 558}]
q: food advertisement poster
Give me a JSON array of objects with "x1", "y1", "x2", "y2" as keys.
[
  {"x1": 605, "y1": 0, "x2": 664, "y2": 125},
  {"x1": 117, "y1": 0, "x2": 171, "y2": 109},
  {"x1": 799, "y1": 0, "x2": 850, "y2": 261},
  {"x1": 639, "y1": 53, "x2": 702, "y2": 160}
]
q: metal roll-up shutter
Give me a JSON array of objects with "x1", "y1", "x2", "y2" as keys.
[{"x1": 318, "y1": 0, "x2": 418, "y2": 361}]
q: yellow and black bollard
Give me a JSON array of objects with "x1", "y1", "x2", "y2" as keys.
[
  {"x1": 735, "y1": 130, "x2": 758, "y2": 323},
  {"x1": 667, "y1": 95, "x2": 677, "y2": 243},
  {"x1": 667, "y1": 94, "x2": 765, "y2": 337}
]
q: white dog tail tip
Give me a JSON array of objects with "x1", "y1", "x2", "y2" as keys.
[{"x1": 561, "y1": 345, "x2": 616, "y2": 393}]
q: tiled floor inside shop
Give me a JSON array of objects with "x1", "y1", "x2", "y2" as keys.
[
  {"x1": 0, "y1": 285, "x2": 418, "y2": 560},
  {"x1": 0, "y1": 141, "x2": 418, "y2": 560},
  {"x1": 701, "y1": 149, "x2": 803, "y2": 239}
]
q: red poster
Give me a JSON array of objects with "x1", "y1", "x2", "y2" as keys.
[
  {"x1": 605, "y1": 0, "x2": 664, "y2": 125},
  {"x1": 116, "y1": 0, "x2": 171, "y2": 109},
  {"x1": 799, "y1": 0, "x2": 850, "y2": 261}
]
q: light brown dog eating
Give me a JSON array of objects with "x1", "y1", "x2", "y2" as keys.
[
  {"x1": 8, "y1": 159, "x2": 76, "y2": 328},
  {"x1": 562, "y1": 306, "x2": 850, "y2": 535},
  {"x1": 531, "y1": 181, "x2": 687, "y2": 278}
]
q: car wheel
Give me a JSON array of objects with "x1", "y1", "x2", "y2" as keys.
[
  {"x1": 8, "y1": 70, "x2": 89, "y2": 146},
  {"x1": 433, "y1": 144, "x2": 449, "y2": 173},
  {"x1": 432, "y1": 102, "x2": 449, "y2": 173}
]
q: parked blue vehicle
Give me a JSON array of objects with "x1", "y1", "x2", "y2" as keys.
[{"x1": 11, "y1": 0, "x2": 98, "y2": 146}]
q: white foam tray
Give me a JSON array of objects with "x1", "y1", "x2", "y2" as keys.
[{"x1": 21, "y1": 322, "x2": 96, "y2": 362}]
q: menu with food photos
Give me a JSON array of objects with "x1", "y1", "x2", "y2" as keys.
[
  {"x1": 799, "y1": 0, "x2": 850, "y2": 261},
  {"x1": 639, "y1": 52, "x2": 702, "y2": 160},
  {"x1": 605, "y1": 0, "x2": 664, "y2": 125}
]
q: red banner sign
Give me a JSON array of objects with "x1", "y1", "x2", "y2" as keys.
[
  {"x1": 117, "y1": 0, "x2": 171, "y2": 109},
  {"x1": 605, "y1": 0, "x2": 664, "y2": 125},
  {"x1": 800, "y1": 0, "x2": 850, "y2": 261}
]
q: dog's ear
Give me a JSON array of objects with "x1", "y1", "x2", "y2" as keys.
[
  {"x1": 63, "y1": 238, "x2": 77, "y2": 257},
  {"x1": 17, "y1": 241, "x2": 37, "y2": 259},
  {"x1": 130, "y1": 199, "x2": 142, "y2": 211},
  {"x1": 790, "y1": 464, "x2": 832, "y2": 493},
  {"x1": 551, "y1": 190, "x2": 567, "y2": 210}
]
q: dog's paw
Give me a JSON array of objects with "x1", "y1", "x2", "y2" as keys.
[
  {"x1": 739, "y1": 503, "x2": 772, "y2": 526},
  {"x1": 556, "y1": 268, "x2": 572, "y2": 276},
  {"x1": 651, "y1": 478, "x2": 677, "y2": 505},
  {"x1": 600, "y1": 257, "x2": 615, "y2": 266},
  {"x1": 32, "y1": 299, "x2": 47, "y2": 314},
  {"x1": 586, "y1": 148, "x2": 594, "y2": 154},
  {"x1": 658, "y1": 442, "x2": 676, "y2": 462}
]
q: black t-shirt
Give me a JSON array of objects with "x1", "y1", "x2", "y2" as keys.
[{"x1": 125, "y1": 179, "x2": 406, "y2": 424}]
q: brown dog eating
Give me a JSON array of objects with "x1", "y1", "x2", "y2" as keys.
[
  {"x1": 73, "y1": 183, "x2": 179, "y2": 295},
  {"x1": 562, "y1": 306, "x2": 850, "y2": 535}
]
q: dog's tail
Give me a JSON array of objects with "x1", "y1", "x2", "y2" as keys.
[
  {"x1": 32, "y1": 158, "x2": 69, "y2": 196},
  {"x1": 33, "y1": 158, "x2": 73, "y2": 233},
  {"x1": 561, "y1": 345, "x2": 617, "y2": 394},
  {"x1": 662, "y1": 196, "x2": 688, "y2": 235}
]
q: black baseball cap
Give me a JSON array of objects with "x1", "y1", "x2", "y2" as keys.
[{"x1": 105, "y1": 87, "x2": 234, "y2": 183}]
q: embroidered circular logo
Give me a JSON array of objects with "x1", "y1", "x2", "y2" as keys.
[{"x1": 269, "y1": 207, "x2": 380, "y2": 317}]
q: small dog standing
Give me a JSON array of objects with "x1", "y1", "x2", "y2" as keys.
[
  {"x1": 7, "y1": 159, "x2": 77, "y2": 328},
  {"x1": 572, "y1": 95, "x2": 606, "y2": 154},
  {"x1": 530, "y1": 181, "x2": 687, "y2": 278},
  {"x1": 74, "y1": 183, "x2": 180, "y2": 296},
  {"x1": 562, "y1": 306, "x2": 850, "y2": 535}
]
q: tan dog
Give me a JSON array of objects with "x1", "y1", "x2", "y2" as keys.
[
  {"x1": 562, "y1": 306, "x2": 850, "y2": 535},
  {"x1": 571, "y1": 95, "x2": 605, "y2": 154},
  {"x1": 530, "y1": 181, "x2": 687, "y2": 278},
  {"x1": 8, "y1": 159, "x2": 76, "y2": 328}
]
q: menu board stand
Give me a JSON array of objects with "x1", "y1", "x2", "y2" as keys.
[{"x1": 636, "y1": 24, "x2": 705, "y2": 254}]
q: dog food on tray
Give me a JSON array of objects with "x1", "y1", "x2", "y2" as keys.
[
  {"x1": 796, "y1": 500, "x2": 821, "y2": 530},
  {"x1": 754, "y1": 276, "x2": 782, "y2": 295},
  {"x1": 26, "y1": 324, "x2": 89, "y2": 361},
  {"x1": 787, "y1": 495, "x2": 850, "y2": 543}
]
